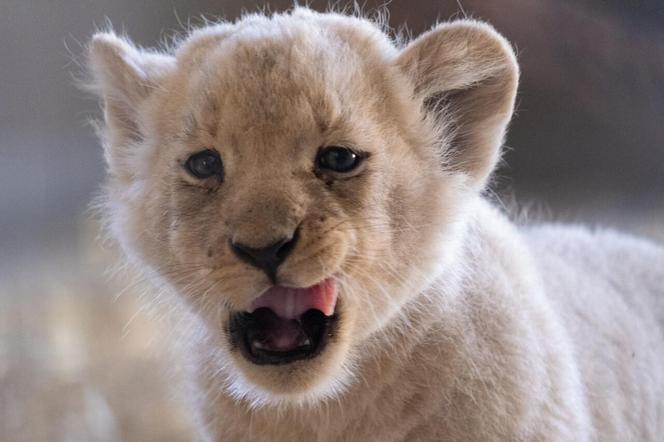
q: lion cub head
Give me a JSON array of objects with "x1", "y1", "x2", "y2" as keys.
[{"x1": 88, "y1": 8, "x2": 517, "y2": 405}]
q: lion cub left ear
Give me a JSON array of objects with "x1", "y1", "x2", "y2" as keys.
[
  {"x1": 397, "y1": 21, "x2": 519, "y2": 189},
  {"x1": 87, "y1": 32, "x2": 174, "y2": 150}
]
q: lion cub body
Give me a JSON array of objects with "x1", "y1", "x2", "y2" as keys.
[{"x1": 87, "y1": 8, "x2": 664, "y2": 441}]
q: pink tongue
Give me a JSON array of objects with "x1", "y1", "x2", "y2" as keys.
[{"x1": 250, "y1": 279, "x2": 337, "y2": 319}]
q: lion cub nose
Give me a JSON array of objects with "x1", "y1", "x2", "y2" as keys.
[{"x1": 231, "y1": 230, "x2": 299, "y2": 283}]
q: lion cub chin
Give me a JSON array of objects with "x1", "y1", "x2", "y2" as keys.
[{"x1": 87, "y1": 7, "x2": 664, "y2": 441}]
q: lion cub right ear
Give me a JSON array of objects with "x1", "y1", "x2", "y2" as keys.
[
  {"x1": 397, "y1": 21, "x2": 519, "y2": 190},
  {"x1": 87, "y1": 33, "x2": 174, "y2": 167}
]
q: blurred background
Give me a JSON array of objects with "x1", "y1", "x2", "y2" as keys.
[{"x1": 1, "y1": 0, "x2": 663, "y2": 440}]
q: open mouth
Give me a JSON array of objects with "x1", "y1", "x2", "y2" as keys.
[{"x1": 228, "y1": 278, "x2": 339, "y2": 365}]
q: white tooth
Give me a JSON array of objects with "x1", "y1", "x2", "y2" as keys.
[
  {"x1": 253, "y1": 340, "x2": 267, "y2": 350},
  {"x1": 302, "y1": 338, "x2": 311, "y2": 347}
]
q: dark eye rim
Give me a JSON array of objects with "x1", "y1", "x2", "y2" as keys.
[
  {"x1": 315, "y1": 145, "x2": 369, "y2": 174},
  {"x1": 184, "y1": 149, "x2": 223, "y2": 179}
]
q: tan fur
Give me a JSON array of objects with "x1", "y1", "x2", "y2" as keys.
[{"x1": 87, "y1": 8, "x2": 664, "y2": 441}]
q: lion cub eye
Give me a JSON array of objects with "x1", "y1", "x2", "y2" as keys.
[
  {"x1": 185, "y1": 149, "x2": 223, "y2": 179},
  {"x1": 316, "y1": 146, "x2": 364, "y2": 173}
]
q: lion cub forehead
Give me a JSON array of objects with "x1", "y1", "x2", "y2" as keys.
[
  {"x1": 174, "y1": 9, "x2": 398, "y2": 96},
  {"x1": 172, "y1": 10, "x2": 400, "y2": 141},
  {"x1": 176, "y1": 9, "x2": 397, "y2": 66}
]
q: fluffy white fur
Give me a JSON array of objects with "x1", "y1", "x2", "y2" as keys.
[{"x1": 87, "y1": 7, "x2": 664, "y2": 441}]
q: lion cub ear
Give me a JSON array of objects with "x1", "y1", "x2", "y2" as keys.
[
  {"x1": 397, "y1": 21, "x2": 519, "y2": 189},
  {"x1": 87, "y1": 32, "x2": 174, "y2": 149}
]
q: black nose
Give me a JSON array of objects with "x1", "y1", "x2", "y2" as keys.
[{"x1": 231, "y1": 230, "x2": 299, "y2": 283}]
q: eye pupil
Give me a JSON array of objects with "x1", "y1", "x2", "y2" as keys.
[
  {"x1": 186, "y1": 149, "x2": 223, "y2": 179},
  {"x1": 317, "y1": 146, "x2": 362, "y2": 173}
]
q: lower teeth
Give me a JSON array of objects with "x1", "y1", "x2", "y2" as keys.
[
  {"x1": 251, "y1": 337, "x2": 312, "y2": 351},
  {"x1": 252, "y1": 340, "x2": 268, "y2": 350}
]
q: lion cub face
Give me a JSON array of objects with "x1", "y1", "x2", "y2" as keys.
[{"x1": 88, "y1": 8, "x2": 517, "y2": 404}]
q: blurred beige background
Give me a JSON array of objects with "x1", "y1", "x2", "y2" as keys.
[{"x1": 1, "y1": 0, "x2": 663, "y2": 440}]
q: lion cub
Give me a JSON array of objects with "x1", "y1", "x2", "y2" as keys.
[{"x1": 87, "y1": 7, "x2": 664, "y2": 441}]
